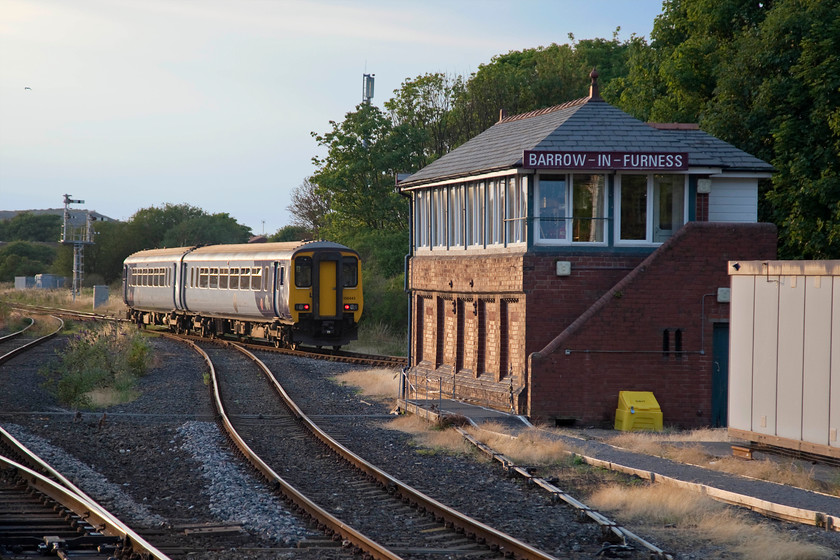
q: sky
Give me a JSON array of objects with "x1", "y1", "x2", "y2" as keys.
[{"x1": 0, "y1": 0, "x2": 664, "y2": 237}]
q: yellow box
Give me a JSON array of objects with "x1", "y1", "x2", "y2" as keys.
[{"x1": 614, "y1": 391, "x2": 663, "y2": 431}]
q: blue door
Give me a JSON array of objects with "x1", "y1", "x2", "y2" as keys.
[{"x1": 712, "y1": 323, "x2": 729, "y2": 427}]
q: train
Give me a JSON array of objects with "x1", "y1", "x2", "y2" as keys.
[{"x1": 123, "y1": 241, "x2": 363, "y2": 349}]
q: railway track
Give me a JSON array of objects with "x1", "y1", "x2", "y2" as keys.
[
  {"x1": 175, "y1": 330, "x2": 406, "y2": 368},
  {"x1": 0, "y1": 315, "x2": 63, "y2": 366},
  {"x1": 4, "y1": 302, "x2": 406, "y2": 368},
  {"x1": 186, "y1": 336, "x2": 558, "y2": 560},
  {"x1": 0, "y1": 426, "x2": 169, "y2": 560}
]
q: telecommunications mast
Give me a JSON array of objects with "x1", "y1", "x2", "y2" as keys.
[
  {"x1": 60, "y1": 194, "x2": 95, "y2": 301},
  {"x1": 362, "y1": 73, "x2": 374, "y2": 104}
]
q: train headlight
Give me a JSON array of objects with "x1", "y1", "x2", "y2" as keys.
[
  {"x1": 343, "y1": 303, "x2": 358, "y2": 311},
  {"x1": 295, "y1": 303, "x2": 311, "y2": 311}
]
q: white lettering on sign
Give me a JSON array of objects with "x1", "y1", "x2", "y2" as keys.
[{"x1": 523, "y1": 150, "x2": 688, "y2": 170}]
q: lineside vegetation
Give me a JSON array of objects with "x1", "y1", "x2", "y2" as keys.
[{"x1": 39, "y1": 322, "x2": 152, "y2": 409}]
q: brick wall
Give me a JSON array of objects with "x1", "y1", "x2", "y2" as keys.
[{"x1": 528, "y1": 222, "x2": 778, "y2": 427}]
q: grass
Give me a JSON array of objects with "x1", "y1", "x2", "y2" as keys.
[
  {"x1": 387, "y1": 416, "x2": 838, "y2": 559},
  {"x1": 604, "y1": 429, "x2": 839, "y2": 495},
  {"x1": 464, "y1": 423, "x2": 570, "y2": 467},
  {"x1": 333, "y1": 367, "x2": 401, "y2": 399},
  {"x1": 589, "y1": 483, "x2": 837, "y2": 560},
  {"x1": 345, "y1": 320, "x2": 406, "y2": 356},
  {"x1": 384, "y1": 414, "x2": 474, "y2": 456},
  {"x1": 39, "y1": 322, "x2": 152, "y2": 410},
  {"x1": 0, "y1": 285, "x2": 128, "y2": 318}
]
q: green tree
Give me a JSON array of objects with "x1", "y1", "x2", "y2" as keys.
[
  {"x1": 385, "y1": 72, "x2": 463, "y2": 163},
  {"x1": 161, "y1": 212, "x2": 251, "y2": 247},
  {"x1": 85, "y1": 220, "x2": 135, "y2": 285},
  {"x1": 0, "y1": 241, "x2": 57, "y2": 282},
  {"x1": 126, "y1": 203, "x2": 206, "y2": 250},
  {"x1": 0, "y1": 213, "x2": 62, "y2": 242},
  {"x1": 311, "y1": 103, "x2": 420, "y2": 235},
  {"x1": 614, "y1": 0, "x2": 840, "y2": 258},
  {"x1": 270, "y1": 225, "x2": 312, "y2": 242},
  {"x1": 707, "y1": 0, "x2": 840, "y2": 259},
  {"x1": 609, "y1": 0, "x2": 769, "y2": 122}
]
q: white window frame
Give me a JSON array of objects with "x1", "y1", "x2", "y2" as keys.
[
  {"x1": 449, "y1": 184, "x2": 464, "y2": 248},
  {"x1": 534, "y1": 173, "x2": 608, "y2": 246},
  {"x1": 615, "y1": 173, "x2": 689, "y2": 246}
]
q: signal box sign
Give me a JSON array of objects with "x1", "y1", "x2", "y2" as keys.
[{"x1": 523, "y1": 150, "x2": 688, "y2": 171}]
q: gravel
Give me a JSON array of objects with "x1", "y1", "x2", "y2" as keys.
[{"x1": 1, "y1": 333, "x2": 839, "y2": 559}]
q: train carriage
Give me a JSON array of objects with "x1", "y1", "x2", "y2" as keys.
[{"x1": 123, "y1": 241, "x2": 362, "y2": 348}]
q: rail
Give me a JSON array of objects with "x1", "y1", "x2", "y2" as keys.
[
  {"x1": 0, "y1": 426, "x2": 170, "y2": 559},
  {"x1": 228, "y1": 340, "x2": 559, "y2": 560},
  {"x1": 177, "y1": 336, "x2": 403, "y2": 560}
]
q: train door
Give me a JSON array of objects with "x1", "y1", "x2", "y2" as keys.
[
  {"x1": 123, "y1": 265, "x2": 130, "y2": 304},
  {"x1": 313, "y1": 252, "x2": 341, "y2": 319}
]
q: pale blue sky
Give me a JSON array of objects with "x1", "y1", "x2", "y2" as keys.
[{"x1": 0, "y1": 0, "x2": 663, "y2": 235}]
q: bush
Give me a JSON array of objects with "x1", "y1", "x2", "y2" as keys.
[{"x1": 40, "y1": 323, "x2": 152, "y2": 409}]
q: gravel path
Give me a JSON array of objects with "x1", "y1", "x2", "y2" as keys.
[{"x1": 1, "y1": 333, "x2": 838, "y2": 559}]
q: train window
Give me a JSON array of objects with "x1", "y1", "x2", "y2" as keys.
[
  {"x1": 199, "y1": 267, "x2": 209, "y2": 288},
  {"x1": 229, "y1": 268, "x2": 239, "y2": 289},
  {"x1": 295, "y1": 257, "x2": 312, "y2": 287},
  {"x1": 240, "y1": 269, "x2": 250, "y2": 290},
  {"x1": 342, "y1": 259, "x2": 358, "y2": 287},
  {"x1": 189, "y1": 268, "x2": 194, "y2": 288},
  {"x1": 209, "y1": 268, "x2": 219, "y2": 289},
  {"x1": 251, "y1": 268, "x2": 262, "y2": 291},
  {"x1": 279, "y1": 266, "x2": 285, "y2": 286},
  {"x1": 153, "y1": 268, "x2": 159, "y2": 287},
  {"x1": 219, "y1": 268, "x2": 229, "y2": 289}
]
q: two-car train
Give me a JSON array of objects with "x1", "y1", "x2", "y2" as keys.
[{"x1": 123, "y1": 241, "x2": 363, "y2": 349}]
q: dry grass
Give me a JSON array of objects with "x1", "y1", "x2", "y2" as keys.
[
  {"x1": 465, "y1": 424, "x2": 569, "y2": 466},
  {"x1": 332, "y1": 368, "x2": 401, "y2": 399},
  {"x1": 590, "y1": 484, "x2": 837, "y2": 560},
  {"x1": 0, "y1": 287, "x2": 128, "y2": 318},
  {"x1": 604, "y1": 430, "x2": 837, "y2": 495},
  {"x1": 384, "y1": 414, "x2": 474, "y2": 455}
]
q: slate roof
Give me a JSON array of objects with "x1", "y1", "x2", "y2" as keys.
[{"x1": 399, "y1": 97, "x2": 774, "y2": 188}]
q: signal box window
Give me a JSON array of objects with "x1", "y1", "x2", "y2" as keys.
[
  {"x1": 617, "y1": 174, "x2": 686, "y2": 244},
  {"x1": 295, "y1": 257, "x2": 312, "y2": 287},
  {"x1": 537, "y1": 176, "x2": 566, "y2": 241},
  {"x1": 342, "y1": 259, "x2": 358, "y2": 287}
]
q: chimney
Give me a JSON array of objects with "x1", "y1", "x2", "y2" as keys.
[
  {"x1": 499, "y1": 108, "x2": 508, "y2": 122},
  {"x1": 589, "y1": 68, "x2": 602, "y2": 101}
]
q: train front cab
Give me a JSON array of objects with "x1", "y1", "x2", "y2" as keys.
[{"x1": 288, "y1": 248, "x2": 362, "y2": 348}]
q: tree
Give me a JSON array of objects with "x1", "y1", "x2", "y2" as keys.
[
  {"x1": 287, "y1": 177, "x2": 329, "y2": 238},
  {"x1": 161, "y1": 213, "x2": 251, "y2": 247},
  {"x1": 0, "y1": 241, "x2": 56, "y2": 282},
  {"x1": 613, "y1": 0, "x2": 840, "y2": 258},
  {"x1": 709, "y1": 0, "x2": 840, "y2": 259},
  {"x1": 269, "y1": 225, "x2": 312, "y2": 242},
  {"x1": 0, "y1": 213, "x2": 62, "y2": 242},
  {"x1": 384, "y1": 73, "x2": 462, "y2": 163},
  {"x1": 311, "y1": 103, "x2": 421, "y2": 235}
]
